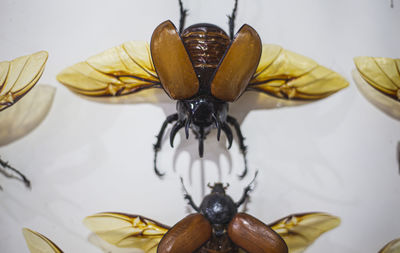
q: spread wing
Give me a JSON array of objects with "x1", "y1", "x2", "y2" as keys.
[
  {"x1": 0, "y1": 51, "x2": 48, "y2": 111},
  {"x1": 83, "y1": 212, "x2": 170, "y2": 253},
  {"x1": 354, "y1": 56, "x2": 400, "y2": 101},
  {"x1": 269, "y1": 212, "x2": 340, "y2": 253},
  {"x1": 22, "y1": 228, "x2": 63, "y2": 253},
  {"x1": 0, "y1": 85, "x2": 56, "y2": 146},
  {"x1": 248, "y1": 44, "x2": 348, "y2": 99},
  {"x1": 57, "y1": 41, "x2": 161, "y2": 97},
  {"x1": 379, "y1": 238, "x2": 400, "y2": 253}
]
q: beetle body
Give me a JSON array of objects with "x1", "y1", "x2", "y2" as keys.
[
  {"x1": 57, "y1": 0, "x2": 349, "y2": 178},
  {"x1": 157, "y1": 179, "x2": 288, "y2": 253}
]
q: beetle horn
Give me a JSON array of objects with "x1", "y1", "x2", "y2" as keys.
[
  {"x1": 198, "y1": 127, "x2": 205, "y2": 157},
  {"x1": 170, "y1": 120, "x2": 184, "y2": 147},
  {"x1": 158, "y1": 213, "x2": 212, "y2": 253},
  {"x1": 222, "y1": 123, "x2": 233, "y2": 149},
  {"x1": 211, "y1": 113, "x2": 221, "y2": 141},
  {"x1": 228, "y1": 213, "x2": 288, "y2": 253},
  {"x1": 185, "y1": 115, "x2": 191, "y2": 139}
]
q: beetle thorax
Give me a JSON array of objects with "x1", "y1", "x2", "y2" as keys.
[{"x1": 199, "y1": 185, "x2": 237, "y2": 237}]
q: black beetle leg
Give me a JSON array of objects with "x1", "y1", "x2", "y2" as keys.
[
  {"x1": 0, "y1": 157, "x2": 31, "y2": 188},
  {"x1": 227, "y1": 115, "x2": 248, "y2": 178},
  {"x1": 153, "y1": 113, "x2": 179, "y2": 177},
  {"x1": 222, "y1": 123, "x2": 233, "y2": 149},
  {"x1": 178, "y1": 0, "x2": 188, "y2": 34},
  {"x1": 235, "y1": 171, "x2": 258, "y2": 208},
  {"x1": 180, "y1": 177, "x2": 200, "y2": 212},
  {"x1": 228, "y1": 0, "x2": 238, "y2": 39}
]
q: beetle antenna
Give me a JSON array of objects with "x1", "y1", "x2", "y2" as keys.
[
  {"x1": 228, "y1": 0, "x2": 238, "y2": 39},
  {"x1": 207, "y1": 182, "x2": 212, "y2": 188},
  {"x1": 235, "y1": 170, "x2": 258, "y2": 207},
  {"x1": 0, "y1": 157, "x2": 31, "y2": 189},
  {"x1": 180, "y1": 177, "x2": 200, "y2": 212},
  {"x1": 170, "y1": 120, "x2": 184, "y2": 148},
  {"x1": 222, "y1": 123, "x2": 233, "y2": 149},
  {"x1": 223, "y1": 183, "x2": 230, "y2": 190},
  {"x1": 211, "y1": 113, "x2": 221, "y2": 141},
  {"x1": 178, "y1": 0, "x2": 188, "y2": 34}
]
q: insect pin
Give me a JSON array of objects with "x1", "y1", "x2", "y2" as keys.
[
  {"x1": 57, "y1": 0, "x2": 348, "y2": 177},
  {"x1": 84, "y1": 174, "x2": 340, "y2": 253},
  {"x1": 0, "y1": 51, "x2": 49, "y2": 189}
]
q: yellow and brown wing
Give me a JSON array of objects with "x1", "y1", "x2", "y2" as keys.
[
  {"x1": 22, "y1": 228, "x2": 63, "y2": 253},
  {"x1": 379, "y1": 238, "x2": 400, "y2": 253},
  {"x1": 248, "y1": 45, "x2": 348, "y2": 99},
  {"x1": 83, "y1": 212, "x2": 169, "y2": 253},
  {"x1": 354, "y1": 56, "x2": 400, "y2": 101},
  {"x1": 57, "y1": 41, "x2": 161, "y2": 97},
  {"x1": 0, "y1": 51, "x2": 48, "y2": 111},
  {"x1": 269, "y1": 212, "x2": 340, "y2": 253}
]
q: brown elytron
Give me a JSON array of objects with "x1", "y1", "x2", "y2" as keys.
[
  {"x1": 158, "y1": 214, "x2": 212, "y2": 253},
  {"x1": 151, "y1": 20, "x2": 199, "y2": 100},
  {"x1": 210, "y1": 25, "x2": 262, "y2": 101},
  {"x1": 228, "y1": 213, "x2": 288, "y2": 253}
]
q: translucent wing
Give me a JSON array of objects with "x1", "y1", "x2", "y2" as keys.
[
  {"x1": 57, "y1": 41, "x2": 161, "y2": 97},
  {"x1": 22, "y1": 228, "x2": 63, "y2": 253},
  {"x1": 354, "y1": 56, "x2": 400, "y2": 101},
  {"x1": 379, "y1": 238, "x2": 400, "y2": 253},
  {"x1": 0, "y1": 85, "x2": 56, "y2": 146},
  {"x1": 248, "y1": 45, "x2": 348, "y2": 99},
  {"x1": 83, "y1": 212, "x2": 169, "y2": 253},
  {"x1": 269, "y1": 212, "x2": 340, "y2": 253},
  {"x1": 352, "y1": 69, "x2": 400, "y2": 120},
  {"x1": 0, "y1": 51, "x2": 48, "y2": 111}
]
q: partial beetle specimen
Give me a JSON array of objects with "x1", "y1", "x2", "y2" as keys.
[
  {"x1": 0, "y1": 51, "x2": 49, "y2": 189},
  {"x1": 57, "y1": 0, "x2": 348, "y2": 177},
  {"x1": 84, "y1": 178, "x2": 340, "y2": 253}
]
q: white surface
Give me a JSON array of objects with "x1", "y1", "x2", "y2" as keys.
[{"x1": 1, "y1": 0, "x2": 400, "y2": 252}]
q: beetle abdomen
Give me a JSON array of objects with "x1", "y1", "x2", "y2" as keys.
[{"x1": 182, "y1": 24, "x2": 230, "y2": 70}]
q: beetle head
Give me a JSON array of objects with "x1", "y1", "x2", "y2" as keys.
[{"x1": 175, "y1": 97, "x2": 228, "y2": 157}]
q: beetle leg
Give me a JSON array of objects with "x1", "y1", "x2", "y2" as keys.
[
  {"x1": 170, "y1": 120, "x2": 185, "y2": 148},
  {"x1": 235, "y1": 171, "x2": 258, "y2": 208},
  {"x1": 180, "y1": 177, "x2": 200, "y2": 212},
  {"x1": 222, "y1": 123, "x2": 233, "y2": 149},
  {"x1": 0, "y1": 157, "x2": 31, "y2": 188},
  {"x1": 227, "y1": 115, "x2": 248, "y2": 178},
  {"x1": 153, "y1": 113, "x2": 178, "y2": 177},
  {"x1": 178, "y1": 0, "x2": 188, "y2": 34},
  {"x1": 228, "y1": 0, "x2": 238, "y2": 39}
]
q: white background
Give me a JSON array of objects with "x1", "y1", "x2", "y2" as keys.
[{"x1": 1, "y1": 0, "x2": 400, "y2": 252}]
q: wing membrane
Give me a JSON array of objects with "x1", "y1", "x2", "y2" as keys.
[
  {"x1": 57, "y1": 41, "x2": 161, "y2": 97},
  {"x1": 379, "y1": 238, "x2": 400, "y2": 253},
  {"x1": 354, "y1": 56, "x2": 400, "y2": 101},
  {"x1": 22, "y1": 228, "x2": 63, "y2": 253},
  {"x1": 0, "y1": 51, "x2": 48, "y2": 111},
  {"x1": 84, "y1": 212, "x2": 169, "y2": 252},
  {"x1": 269, "y1": 212, "x2": 340, "y2": 253},
  {"x1": 249, "y1": 45, "x2": 348, "y2": 99}
]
